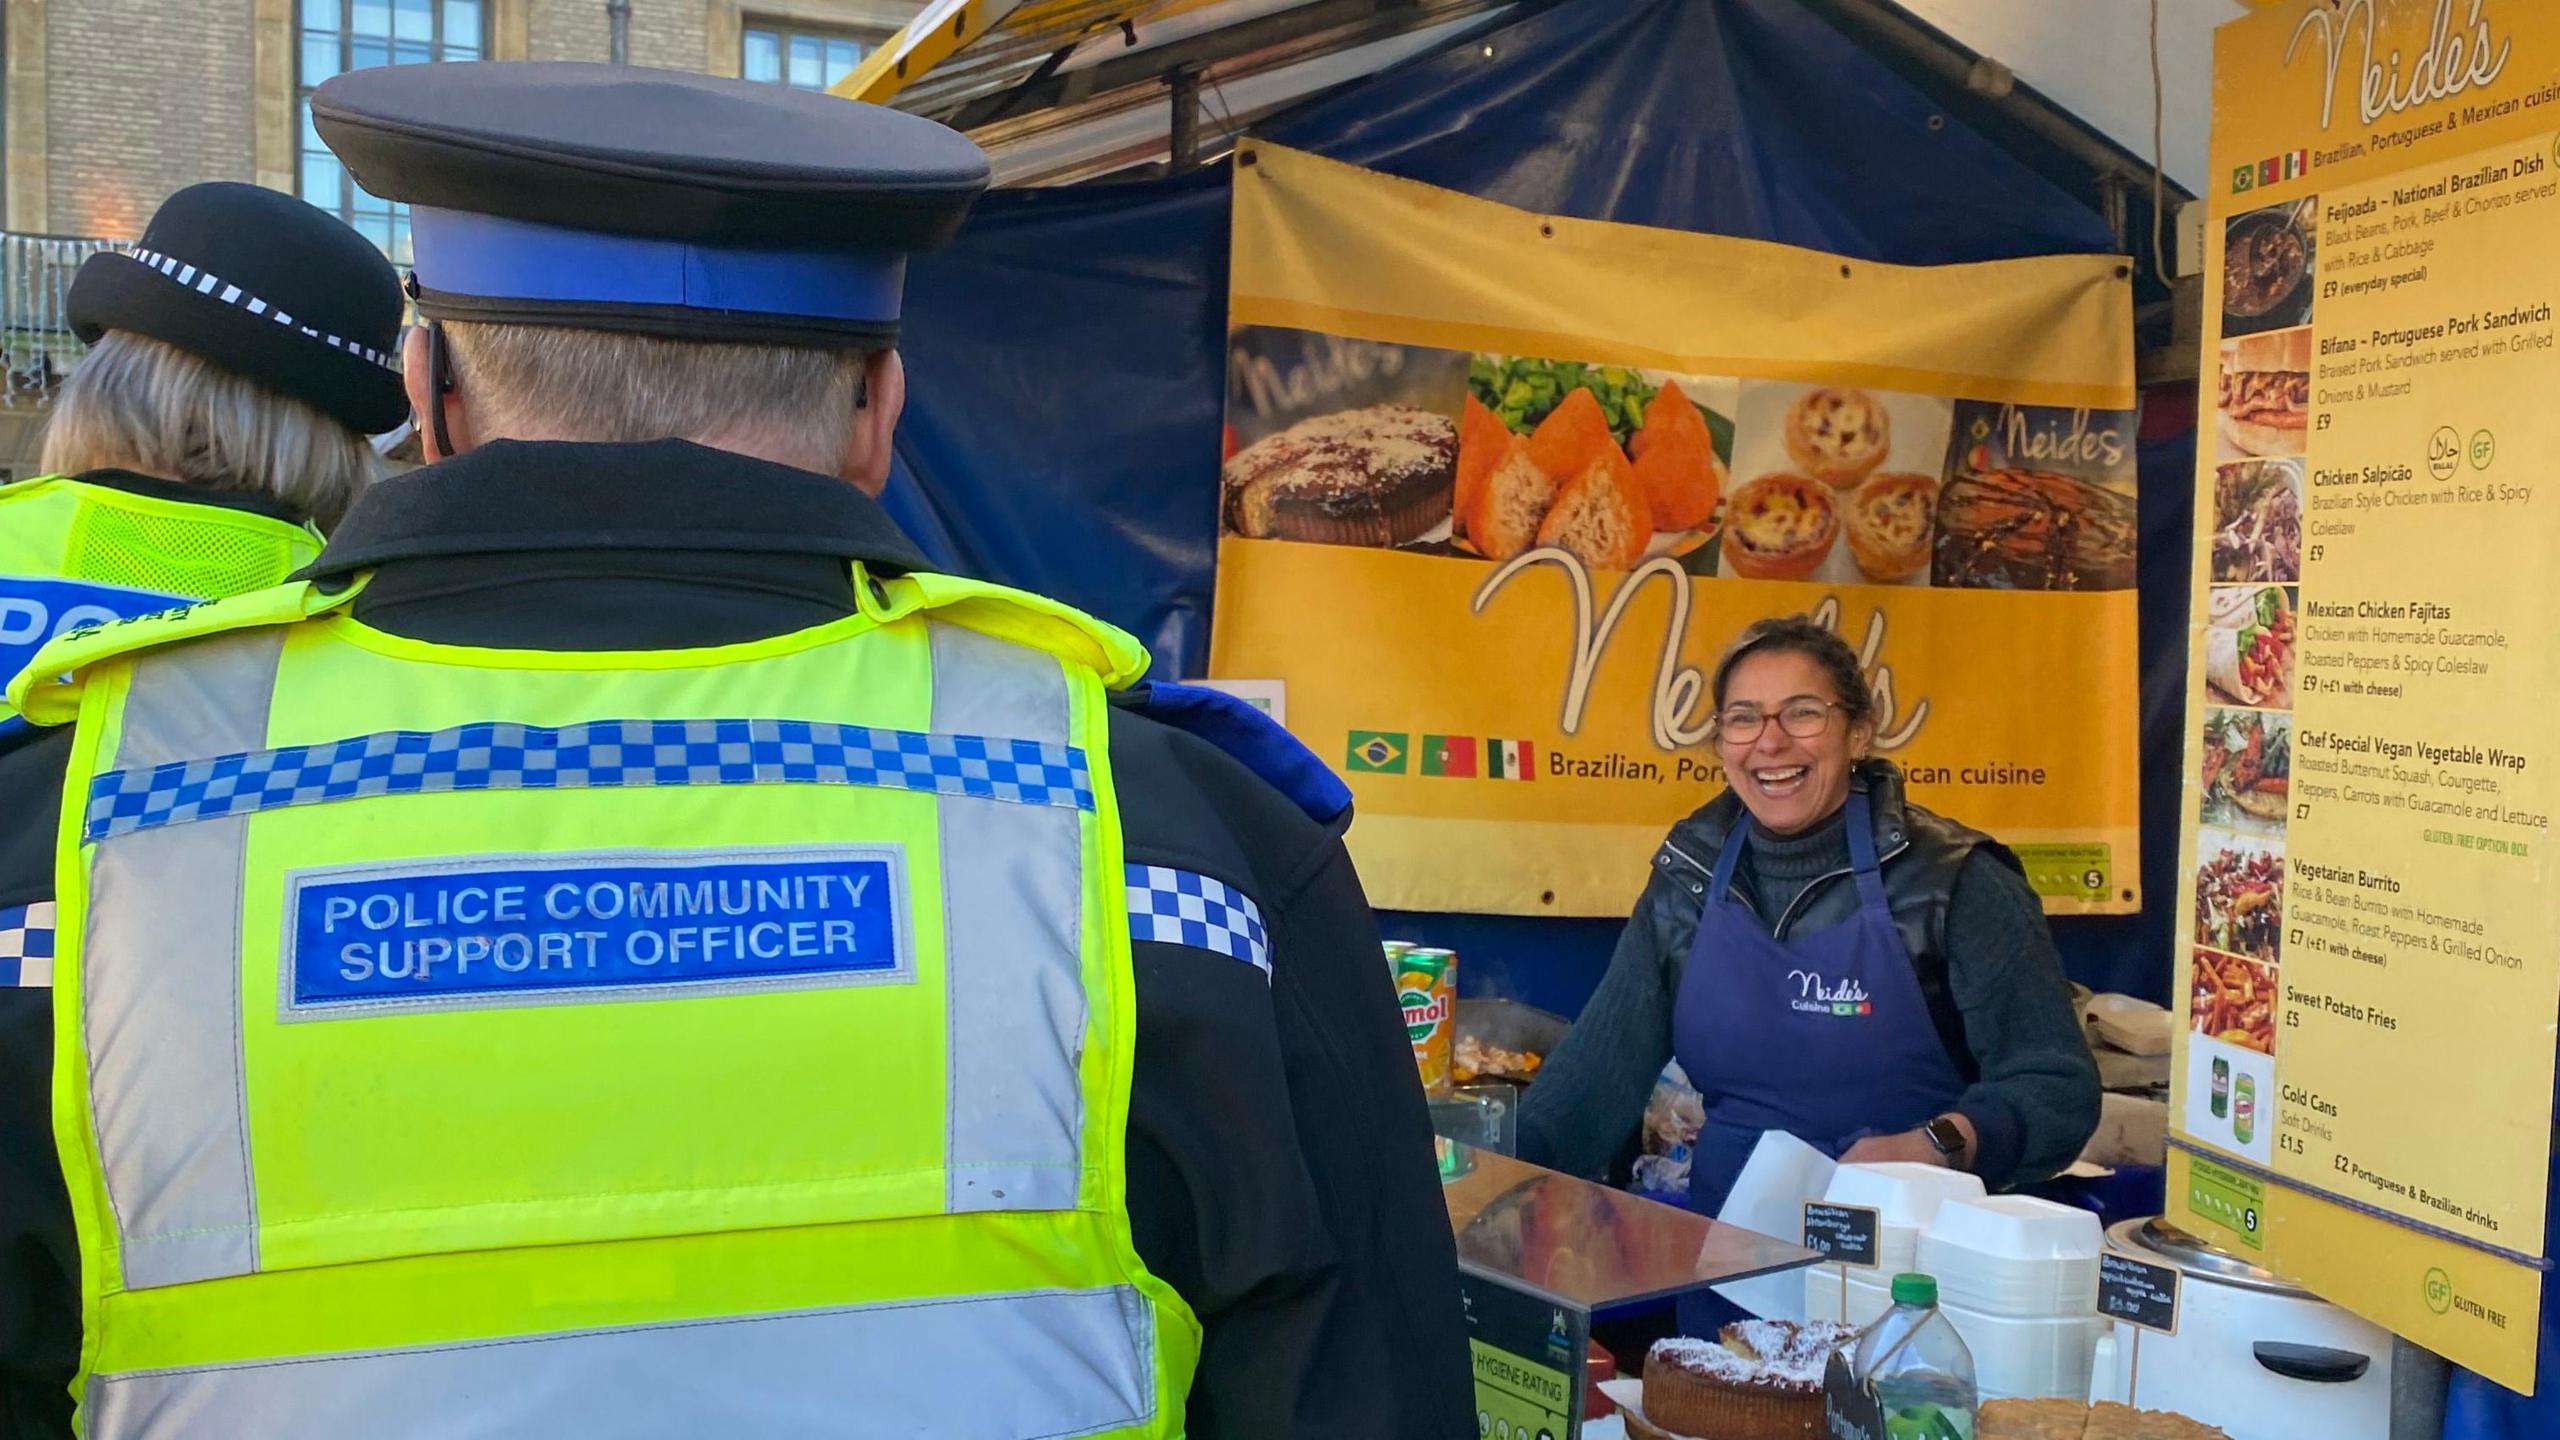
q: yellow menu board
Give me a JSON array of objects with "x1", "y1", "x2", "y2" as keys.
[{"x1": 2172, "y1": 0, "x2": 2560, "y2": 1391}]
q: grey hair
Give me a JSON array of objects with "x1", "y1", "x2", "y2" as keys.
[
  {"x1": 1712, "y1": 614, "x2": 1876, "y2": 724},
  {"x1": 442, "y1": 321, "x2": 871, "y2": 470},
  {"x1": 37, "y1": 330, "x2": 378, "y2": 529}
]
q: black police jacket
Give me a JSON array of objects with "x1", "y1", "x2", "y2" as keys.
[{"x1": 0, "y1": 441, "x2": 1471, "y2": 1440}]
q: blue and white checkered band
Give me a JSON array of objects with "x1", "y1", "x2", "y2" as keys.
[
  {"x1": 128, "y1": 247, "x2": 399, "y2": 371},
  {"x1": 84, "y1": 718, "x2": 1095, "y2": 843},
  {"x1": 1124, "y1": 865, "x2": 1269, "y2": 979},
  {"x1": 0, "y1": 902, "x2": 55, "y2": 988}
]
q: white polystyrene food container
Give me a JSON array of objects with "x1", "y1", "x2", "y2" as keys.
[
  {"x1": 1917, "y1": 1195, "x2": 2104, "y2": 1318},
  {"x1": 1803, "y1": 1163, "x2": 1986, "y2": 1320},
  {"x1": 1936, "y1": 1301, "x2": 2106, "y2": 1400}
]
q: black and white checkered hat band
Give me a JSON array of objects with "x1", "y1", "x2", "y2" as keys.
[{"x1": 129, "y1": 247, "x2": 398, "y2": 372}]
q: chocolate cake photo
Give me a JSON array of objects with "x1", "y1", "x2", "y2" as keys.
[
  {"x1": 1220, "y1": 328, "x2": 1472, "y2": 552},
  {"x1": 1220, "y1": 404, "x2": 1459, "y2": 548}
]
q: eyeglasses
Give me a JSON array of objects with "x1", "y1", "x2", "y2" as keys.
[{"x1": 1713, "y1": 699, "x2": 1845, "y2": 745}]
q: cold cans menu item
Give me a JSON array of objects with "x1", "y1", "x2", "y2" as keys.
[
  {"x1": 1399, "y1": 946, "x2": 1457, "y2": 1097},
  {"x1": 2232, "y1": 1075, "x2": 2256, "y2": 1148},
  {"x1": 2211, "y1": 1058, "x2": 2230, "y2": 1119}
]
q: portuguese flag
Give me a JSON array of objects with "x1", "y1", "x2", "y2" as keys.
[
  {"x1": 1421, "y1": 735, "x2": 1477, "y2": 777},
  {"x1": 1486, "y1": 738, "x2": 1536, "y2": 781}
]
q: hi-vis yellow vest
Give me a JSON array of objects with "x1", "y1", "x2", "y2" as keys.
[
  {"x1": 0, "y1": 475, "x2": 321, "y2": 737},
  {"x1": 12, "y1": 566, "x2": 1203, "y2": 1438}
]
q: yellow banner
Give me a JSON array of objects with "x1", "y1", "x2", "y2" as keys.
[
  {"x1": 2171, "y1": 0, "x2": 2560, "y2": 1393},
  {"x1": 1210, "y1": 142, "x2": 2141, "y2": 917}
]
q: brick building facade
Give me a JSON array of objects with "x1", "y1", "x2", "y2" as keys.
[{"x1": 3, "y1": 0, "x2": 921, "y2": 240}]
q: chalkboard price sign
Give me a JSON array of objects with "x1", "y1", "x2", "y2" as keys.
[
  {"x1": 2099, "y1": 1253, "x2": 2181, "y2": 1336},
  {"x1": 1802, "y1": 1203, "x2": 1882, "y2": 1269}
]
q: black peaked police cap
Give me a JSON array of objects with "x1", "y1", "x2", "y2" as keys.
[
  {"x1": 308, "y1": 62, "x2": 992, "y2": 348},
  {"x1": 67, "y1": 182, "x2": 408, "y2": 434}
]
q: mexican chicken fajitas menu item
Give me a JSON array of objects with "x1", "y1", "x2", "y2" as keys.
[{"x1": 2204, "y1": 585, "x2": 2295, "y2": 709}]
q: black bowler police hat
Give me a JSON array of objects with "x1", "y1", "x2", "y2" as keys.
[
  {"x1": 66, "y1": 182, "x2": 408, "y2": 434},
  {"x1": 309, "y1": 62, "x2": 991, "y2": 348}
]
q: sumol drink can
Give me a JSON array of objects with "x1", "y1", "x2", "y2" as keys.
[
  {"x1": 1398, "y1": 947, "x2": 1457, "y2": 1098},
  {"x1": 2233, "y1": 1075, "x2": 2257, "y2": 1146}
]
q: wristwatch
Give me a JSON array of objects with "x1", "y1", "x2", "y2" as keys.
[{"x1": 1922, "y1": 1116, "x2": 1969, "y2": 1164}]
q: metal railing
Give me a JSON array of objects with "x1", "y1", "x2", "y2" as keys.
[{"x1": 1, "y1": 232, "x2": 129, "y2": 407}]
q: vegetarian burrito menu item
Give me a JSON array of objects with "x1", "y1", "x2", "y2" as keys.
[
  {"x1": 2195, "y1": 841, "x2": 2283, "y2": 964},
  {"x1": 2203, "y1": 585, "x2": 2294, "y2": 709}
]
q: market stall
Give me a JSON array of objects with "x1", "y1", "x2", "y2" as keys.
[{"x1": 842, "y1": 0, "x2": 2560, "y2": 1436}]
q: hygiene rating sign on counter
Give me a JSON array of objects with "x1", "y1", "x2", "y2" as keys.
[
  {"x1": 2171, "y1": 0, "x2": 2560, "y2": 1393},
  {"x1": 1210, "y1": 142, "x2": 2142, "y2": 920}
]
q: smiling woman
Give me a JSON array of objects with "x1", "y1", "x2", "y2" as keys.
[{"x1": 1517, "y1": 615, "x2": 2100, "y2": 1335}]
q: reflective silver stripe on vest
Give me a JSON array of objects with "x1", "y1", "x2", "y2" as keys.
[
  {"x1": 931, "y1": 623, "x2": 1088, "y2": 1214},
  {"x1": 84, "y1": 630, "x2": 282, "y2": 1289},
  {"x1": 80, "y1": 621, "x2": 1101, "y2": 1292},
  {"x1": 89, "y1": 1284, "x2": 1156, "y2": 1439}
]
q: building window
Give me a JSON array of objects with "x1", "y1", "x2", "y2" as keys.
[
  {"x1": 297, "y1": 0, "x2": 486, "y2": 264},
  {"x1": 742, "y1": 23, "x2": 876, "y2": 92}
]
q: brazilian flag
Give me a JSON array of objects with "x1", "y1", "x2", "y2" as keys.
[{"x1": 1344, "y1": 730, "x2": 1409, "y2": 774}]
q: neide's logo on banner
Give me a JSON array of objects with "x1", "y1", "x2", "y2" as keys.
[{"x1": 2284, "y1": 0, "x2": 2512, "y2": 132}]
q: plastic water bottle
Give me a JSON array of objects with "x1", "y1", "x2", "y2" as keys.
[{"x1": 1851, "y1": 1273, "x2": 1978, "y2": 1440}]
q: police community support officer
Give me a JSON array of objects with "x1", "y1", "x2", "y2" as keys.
[
  {"x1": 0, "y1": 183, "x2": 404, "y2": 1438},
  {"x1": 1, "y1": 64, "x2": 1470, "y2": 1439}
]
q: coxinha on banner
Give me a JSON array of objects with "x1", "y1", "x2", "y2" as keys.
[{"x1": 1208, "y1": 142, "x2": 2140, "y2": 919}]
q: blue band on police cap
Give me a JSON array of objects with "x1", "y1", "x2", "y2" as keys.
[{"x1": 408, "y1": 206, "x2": 905, "y2": 324}]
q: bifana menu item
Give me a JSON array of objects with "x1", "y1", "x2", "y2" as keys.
[{"x1": 2172, "y1": 0, "x2": 2560, "y2": 1392}]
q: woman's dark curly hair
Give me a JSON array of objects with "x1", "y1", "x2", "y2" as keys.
[{"x1": 1710, "y1": 614, "x2": 1875, "y2": 726}]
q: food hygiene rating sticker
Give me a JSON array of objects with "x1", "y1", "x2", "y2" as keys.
[{"x1": 281, "y1": 845, "x2": 911, "y2": 1017}]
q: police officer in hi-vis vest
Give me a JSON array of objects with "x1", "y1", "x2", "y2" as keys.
[
  {"x1": 0, "y1": 182, "x2": 404, "y2": 1439},
  {"x1": 0, "y1": 63, "x2": 1468, "y2": 1440}
]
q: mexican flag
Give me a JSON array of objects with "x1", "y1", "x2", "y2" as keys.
[
  {"x1": 1421, "y1": 735, "x2": 1478, "y2": 777},
  {"x1": 1485, "y1": 738, "x2": 1536, "y2": 781}
]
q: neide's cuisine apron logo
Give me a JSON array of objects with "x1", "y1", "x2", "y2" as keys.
[
  {"x1": 1789, "y1": 968, "x2": 1875, "y2": 1018},
  {"x1": 2287, "y1": 0, "x2": 2513, "y2": 133}
]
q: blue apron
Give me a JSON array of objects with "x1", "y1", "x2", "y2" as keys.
[{"x1": 1671, "y1": 791, "x2": 1969, "y2": 1333}]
